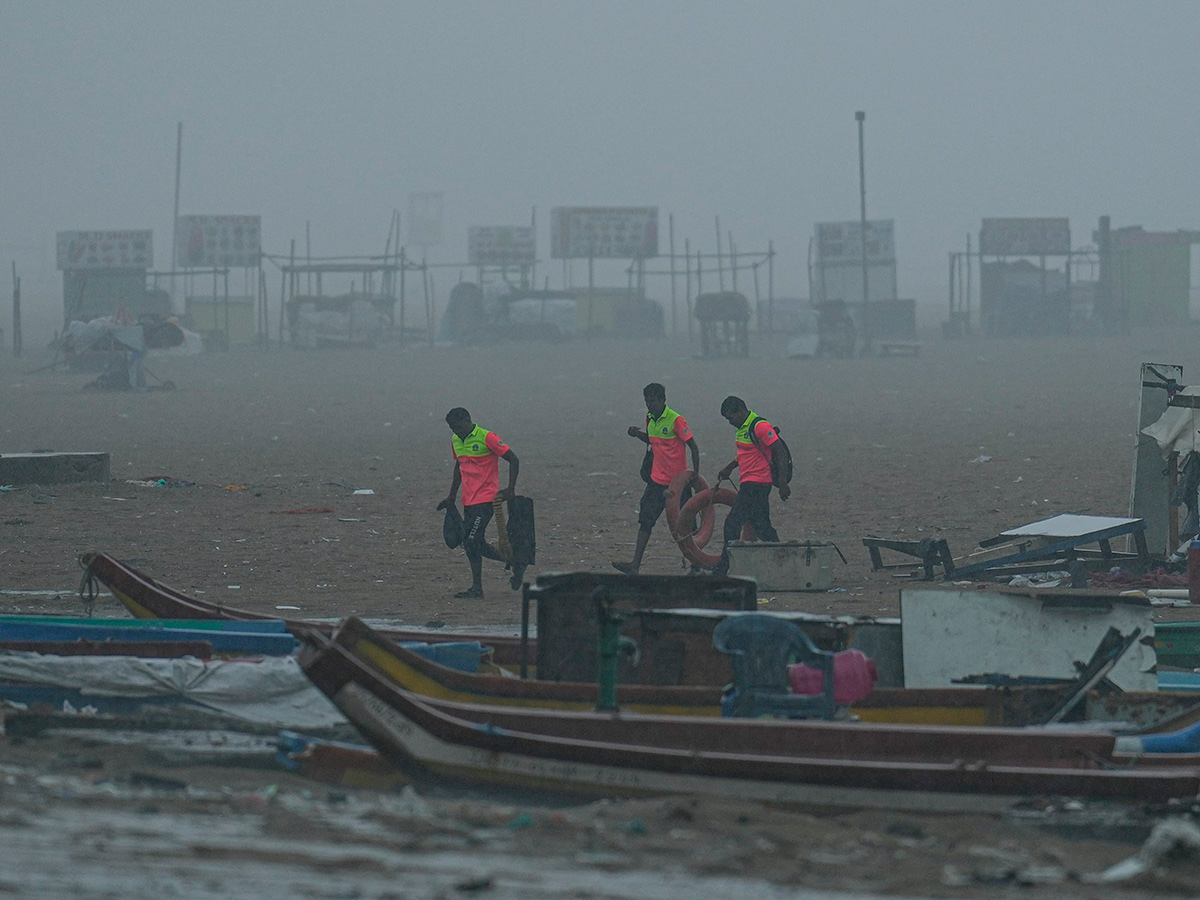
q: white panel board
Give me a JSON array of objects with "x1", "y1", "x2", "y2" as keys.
[
  {"x1": 57, "y1": 230, "x2": 153, "y2": 270},
  {"x1": 900, "y1": 587, "x2": 1155, "y2": 691}
]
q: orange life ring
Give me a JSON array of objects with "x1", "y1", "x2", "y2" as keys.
[
  {"x1": 669, "y1": 480, "x2": 760, "y2": 570},
  {"x1": 664, "y1": 471, "x2": 715, "y2": 549},
  {"x1": 672, "y1": 486, "x2": 739, "y2": 569}
]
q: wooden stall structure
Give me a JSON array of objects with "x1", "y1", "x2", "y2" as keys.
[{"x1": 694, "y1": 291, "x2": 750, "y2": 358}]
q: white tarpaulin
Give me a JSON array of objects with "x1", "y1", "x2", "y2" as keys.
[
  {"x1": 1142, "y1": 385, "x2": 1200, "y2": 455},
  {"x1": 0, "y1": 652, "x2": 346, "y2": 728}
]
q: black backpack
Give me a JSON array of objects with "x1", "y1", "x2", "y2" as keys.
[{"x1": 748, "y1": 415, "x2": 793, "y2": 487}]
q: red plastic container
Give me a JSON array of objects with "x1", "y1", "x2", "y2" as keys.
[{"x1": 788, "y1": 649, "x2": 878, "y2": 704}]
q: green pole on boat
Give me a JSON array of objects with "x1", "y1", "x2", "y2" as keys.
[{"x1": 594, "y1": 587, "x2": 636, "y2": 712}]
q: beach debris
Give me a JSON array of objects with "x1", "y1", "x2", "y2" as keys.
[
  {"x1": 1091, "y1": 817, "x2": 1200, "y2": 883},
  {"x1": 272, "y1": 507, "x2": 334, "y2": 515}
]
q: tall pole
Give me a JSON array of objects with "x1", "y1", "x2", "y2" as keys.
[
  {"x1": 668, "y1": 213, "x2": 677, "y2": 335},
  {"x1": 11, "y1": 262, "x2": 21, "y2": 358},
  {"x1": 714, "y1": 216, "x2": 725, "y2": 290},
  {"x1": 171, "y1": 121, "x2": 183, "y2": 310},
  {"x1": 856, "y1": 111, "x2": 868, "y2": 307}
]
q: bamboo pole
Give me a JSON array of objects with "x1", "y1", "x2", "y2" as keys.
[
  {"x1": 729, "y1": 231, "x2": 737, "y2": 293},
  {"x1": 715, "y1": 216, "x2": 725, "y2": 290},
  {"x1": 668, "y1": 213, "x2": 676, "y2": 335},
  {"x1": 11, "y1": 262, "x2": 21, "y2": 358},
  {"x1": 685, "y1": 240, "x2": 692, "y2": 340}
]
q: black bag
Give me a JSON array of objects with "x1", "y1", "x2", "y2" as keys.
[
  {"x1": 639, "y1": 447, "x2": 654, "y2": 484},
  {"x1": 438, "y1": 500, "x2": 464, "y2": 549},
  {"x1": 505, "y1": 495, "x2": 537, "y2": 565},
  {"x1": 748, "y1": 415, "x2": 794, "y2": 487}
]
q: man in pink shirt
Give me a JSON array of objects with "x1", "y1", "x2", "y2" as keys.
[
  {"x1": 441, "y1": 407, "x2": 520, "y2": 598},
  {"x1": 712, "y1": 395, "x2": 790, "y2": 575},
  {"x1": 613, "y1": 383, "x2": 700, "y2": 574}
]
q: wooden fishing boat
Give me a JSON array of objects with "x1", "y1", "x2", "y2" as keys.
[
  {"x1": 298, "y1": 629, "x2": 1200, "y2": 812},
  {"x1": 330, "y1": 615, "x2": 1200, "y2": 730},
  {"x1": 80, "y1": 551, "x2": 529, "y2": 664}
]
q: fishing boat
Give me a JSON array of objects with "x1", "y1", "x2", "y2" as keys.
[
  {"x1": 297, "y1": 629, "x2": 1200, "y2": 812},
  {"x1": 330, "y1": 615, "x2": 1200, "y2": 730},
  {"x1": 79, "y1": 551, "x2": 528, "y2": 664}
]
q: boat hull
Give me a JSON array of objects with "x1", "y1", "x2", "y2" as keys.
[{"x1": 300, "y1": 631, "x2": 1200, "y2": 811}]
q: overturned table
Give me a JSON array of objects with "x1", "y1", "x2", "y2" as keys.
[{"x1": 864, "y1": 513, "x2": 1149, "y2": 580}]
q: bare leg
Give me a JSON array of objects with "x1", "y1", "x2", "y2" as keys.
[{"x1": 613, "y1": 529, "x2": 651, "y2": 574}]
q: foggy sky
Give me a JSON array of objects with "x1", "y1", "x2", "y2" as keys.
[{"x1": 3, "y1": 0, "x2": 1199, "y2": 322}]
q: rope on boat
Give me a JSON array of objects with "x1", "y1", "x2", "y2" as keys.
[{"x1": 77, "y1": 559, "x2": 100, "y2": 617}]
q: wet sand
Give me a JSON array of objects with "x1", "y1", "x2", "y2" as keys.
[
  {"x1": 4, "y1": 326, "x2": 1197, "y2": 627},
  {"x1": 4, "y1": 326, "x2": 1200, "y2": 897}
]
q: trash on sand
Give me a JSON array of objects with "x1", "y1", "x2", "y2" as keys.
[
  {"x1": 352, "y1": 489, "x2": 375, "y2": 495},
  {"x1": 224, "y1": 484, "x2": 247, "y2": 491},
  {"x1": 127, "y1": 476, "x2": 195, "y2": 487},
  {"x1": 276, "y1": 605, "x2": 301, "y2": 611},
  {"x1": 1091, "y1": 817, "x2": 1200, "y2": 882},
  {"x1": 968, "y1": 455, "x2": 992, "y2": 464},
  {"x1": 272, "y1": 507, "x2": 334, "y2": 515}
]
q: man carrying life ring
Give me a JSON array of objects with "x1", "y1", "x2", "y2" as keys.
[
  {"x1": 612, "y1": 383, "x2": 701, "y2": 575},
  {"x1": 710, "y1": 395, "x2": 790, "y2": 576}
]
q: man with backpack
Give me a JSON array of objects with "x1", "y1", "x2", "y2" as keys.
[{"x1": 711, "y1": 395, "x2": 792, "y2": 575}]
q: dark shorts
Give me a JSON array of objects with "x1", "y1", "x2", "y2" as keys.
[
  {"x1": 637, "y1": 482, "x2": 668, "y2": 531},
  {"x1": 637, "y1": 479, "x2": 694, "y2": 532}
]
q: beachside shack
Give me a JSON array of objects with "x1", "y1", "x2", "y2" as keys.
[
  {"x1": 58, "y1": 230, "x2": 166, "y2": 323},
  {"x1": 694, "y1": 291, "x2": 750, "y2": 358}
]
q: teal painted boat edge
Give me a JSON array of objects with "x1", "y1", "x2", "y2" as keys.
[
  {"x1": 0, "y1": 614, "x2": 288, "y2": 633},
  {"x1": 0, "y1": 622, "x2": 297, "y2": 656}
]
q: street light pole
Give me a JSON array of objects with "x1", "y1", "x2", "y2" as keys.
[{"x1": 856, "y1": 110, "x2": 868, "y2": 307}]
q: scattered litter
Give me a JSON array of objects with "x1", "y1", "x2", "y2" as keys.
[
  {"x1": 968, "y1": 455, "x2": 992, "y2": 464},
  {"x1": 337, "y1": 518, "x2": 362, "y2": 522},
  {"x1": 276, "y1": 605, "x2": 301, "y2": 611},
  {"x1": 0, "y1": 485, "x2": 12, "y2": 492},
  {"x1": 1007, "y1": 571, "x2": 1070, "y2": 588},
  {"x1": 102, "y1": 497, "x2": 131, "y2": 502},
  {"x1": 586, "y1": 472, "x2": 619, "y2": 477},
  {"x1": 227, "y1": 585, "x2": 241, "y2": 590},
  {"x1": 127, "y1": 476, "x2": 195, "y2": 487},
  {"x1": 223, "y1": 484, "x2": 247, "y2": 491},
  {"x1": 352, "y1": 489, "x2": 375, "y2": 496},
  {"x1": 272, "y1": 507, "x2": 334, "y2": 515},
  {"x1": 1091, "y1": 816, "x2": 1200, "y2": 883}
]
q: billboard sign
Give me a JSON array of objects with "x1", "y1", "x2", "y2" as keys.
[
  {"x1": 468, "y1": 226, "x2": 535, "y2": 266},
  {"x1": 550, "y1": 207, "x2": 658, "y2": 259},
  {"x1": 979, "y1": 218, "x2": 1071, "y2": 256},
  {"x1": 56, "y1": 230, "x2": 153, "y2": 270},
  {"x1": 175, "y1": 215, "x2": 262, "y2": 268},
  {"x1": 814, "y1": 220, "x2": 895, "y2": 264}
]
